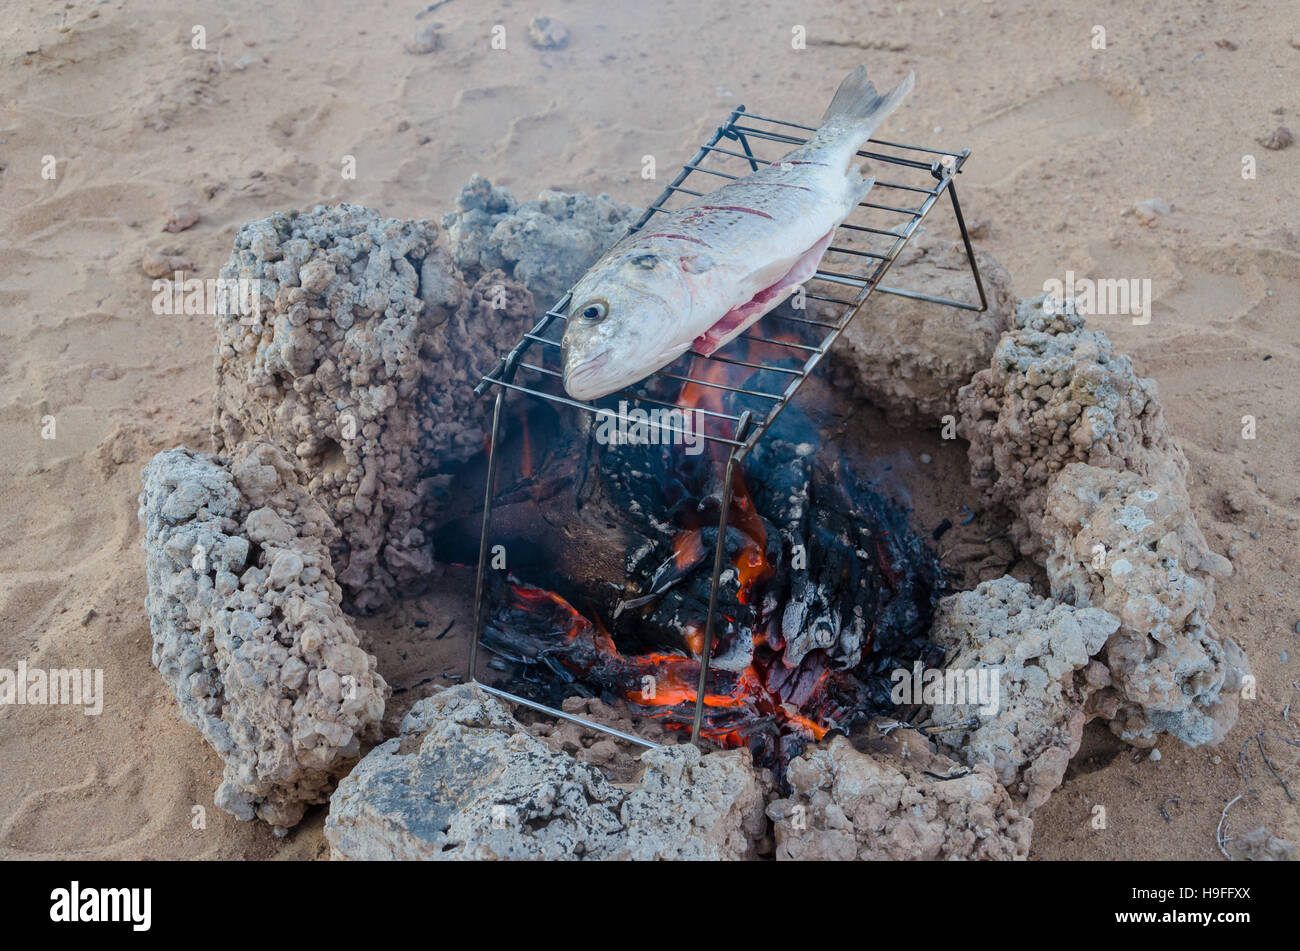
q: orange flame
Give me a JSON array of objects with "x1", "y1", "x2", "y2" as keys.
[
  {"x1": 520, "y1": 415, "x2": 534, "y2": 479},
  {"x1": 673, "y1": 529, "x2": 704, "y2": 571},
  {"x1": 500, "y1": 331, "x2": 839, "y2": 753},
  {"x1": 504, "y1": 578, "x2": 829, "y2": 747}
]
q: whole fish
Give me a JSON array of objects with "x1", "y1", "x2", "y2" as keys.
[{"x1": 560, "y1": 65, "x2": 914, "y2": 401}]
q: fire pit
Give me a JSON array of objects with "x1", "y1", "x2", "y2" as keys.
[
  {"x1": 463, "y1": 106, "x2": 988, "y2": 763},
  {"x1": 135, "y1": 91, "x2": 1247, "y2": 856},
  {"x1": 470, "y1": 388, "x2": 945, "y2": 769}
]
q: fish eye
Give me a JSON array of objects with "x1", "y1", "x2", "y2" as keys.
[
  {"x1": 631, "y1": 254, "x2": 658, "y2": 270},
  {"x1": 577, "y1": 298, "x2": 609, "y2": 322}
]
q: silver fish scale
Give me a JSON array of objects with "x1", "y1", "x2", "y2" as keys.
[{"x1": 640, "y1": 143, "x2": 853, "y2": 264}]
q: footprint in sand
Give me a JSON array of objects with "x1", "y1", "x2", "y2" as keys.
[
  {"x1": 965, "y1": 80, "x2": 1148, "y2": 187},
  {"x1": 1, "y1": 765, "x2": 154, "y2": 855}
]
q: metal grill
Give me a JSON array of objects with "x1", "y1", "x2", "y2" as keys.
[{"x1": 467, "y1": 104, "x2": 988, "y2": 748}]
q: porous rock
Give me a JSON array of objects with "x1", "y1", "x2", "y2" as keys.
[
  {"x1": 957, "y1": 297, "x2": 1185, "y2": 558},
  {"x1": 139, "y1": 443, "x2": 388, "y2": 831},
  {"x1": 767, "y1": 726, "x2": 1032, "y2": 860},
  {"x1": 325, "y1": 685, "x2": 767, "y2": 860},
  {"x1": 1230, "y1": 827, "x2": 1294, "y2": 861},
  {"x1": 1040, "y1": 462, "x2": 1247, "y2": 747},
  {"x1": 527, "y1": 16, "x2": 569, "y2": 50},
  {"x1": 832, "y1": 233, "x2": 1016, "y2": 427},
  {"x1": 441, "y1": 174, "x2": 640, "y2": 310},
  {"x1": 925, "y1": 575, "x2": 1120, "y2": 811},
  {"x1": 211, "y1": 203, "x2": 535, "y2": 612}
]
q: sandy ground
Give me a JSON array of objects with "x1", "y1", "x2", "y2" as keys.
[{"x1": 1, "y1": 0, "x2": 1297, "y2": 859}]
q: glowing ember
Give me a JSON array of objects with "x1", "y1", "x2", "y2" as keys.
[{"x1": 479, "y1": 337, "x2": 944, "y2": 769}]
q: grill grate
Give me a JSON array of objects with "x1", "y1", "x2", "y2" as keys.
[{"x1": 467, "y1": 104, "x2": 988, "y2": 748}]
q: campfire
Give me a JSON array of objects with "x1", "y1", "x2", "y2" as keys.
[
  {"x1": 435, "y1": 105, "x2": 986, "y2": 776},
  {"x1": 462, "y1": 334, "x2": 946, "y2": 771}
]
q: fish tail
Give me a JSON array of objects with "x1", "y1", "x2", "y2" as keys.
[{"x1": 818, "y1": 66, "x2": 914, "y2": 144}]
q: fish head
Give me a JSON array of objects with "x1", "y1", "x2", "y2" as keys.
[{"x1": 561, "y1": 248, "x2": 694, "y2": 400}]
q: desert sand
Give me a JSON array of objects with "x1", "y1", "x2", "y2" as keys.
[{"x1": 1, "y1": 0, "x2": 1297, "y2": 859}]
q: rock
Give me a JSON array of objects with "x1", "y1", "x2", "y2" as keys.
[
  {"x1": 528, "y1": 16, "x2": 569, "y2": 50},
  {"x1": 163, "y1": 201, "x2": 200, "y2": 233},
  {"x1": 956, "y1": 298, "x2": 1246, "y2": 750},
  {"x1": 138, "y1": 443, "x2": 388, "y2": 831},
  {"x1": 441, "y1": 174, "x2": 640, "y2": 311},
  {"x1": 210, "y1": 203, "x2": 534, "y2": 613},
  {"x1": 1231, "y1": 826, "x2": 1294, "y2": 861},
  {"x1": 1257, "y1": 126, "x2": 1294, "y2": 150},
  {"x1": 957, "y1": 296, "x2": 1185, "y2": 559},
  {"x1": 1133, "y1": 198, "x2": 1172, "y2": 223},
  {"x1": 141, "y1": 248, "x2": 193, "y2": 279},
  {"x1": 404, "y1": 24, "x2": 439, "y2": 55},
  {"x1": 832, "y1": 232, "x2": 1015, "y2": 427},
  {"x1": 325, "y1": 685, "x2": 768, "y2": 860},
  {"x1": 926, "y1": 576, "x2": 1120, "y2": 811},
  {"x1": 1040, "y1": 462, "x2": 1247, "y2": 747},
  {"x1": 767, "y1": 726, "x2": 1032, "y2": 860}
]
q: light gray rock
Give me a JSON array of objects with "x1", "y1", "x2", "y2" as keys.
[
  {"x1": 527, "y1": 16, "x2": 569, "y2": 50},
  {"x1": 211, "y1": 203, "x2": 535, "y2": 613},
  {"x1": 325, "y1": 685, "x2": 768, "y2": 860},
  {"x1": 956, "y1": 298, "x2": 1246, "y2": 751},
  {"x1": 767, "y1": 726, "x2": 1032, "y2": 860},
  {"x1": 925, "y1": 576, "x2": 1120, "y2": 811},
  {"x1": 831, "y1": 232, "x2": 1015, "y2": 427},
  {"x1": 1231, "y1": 826, "x2": 1294, "y2": 861},
  {"x1": 139, "y1": 443, "x2": 387, "y2": 831},
  {"x1": 957, "y1": 296, "x2": 1185, "y2": 559},
  {"x1": 441, "y1": 174, "x2": 640, "y2": 311},
  {"x1": 1040, "y1": 462, "x2": 1248, "y2": 747}
]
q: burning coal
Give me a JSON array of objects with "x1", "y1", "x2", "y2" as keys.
[{"x1": 476, "y1": 337, "x2": 946, "y2": 770}]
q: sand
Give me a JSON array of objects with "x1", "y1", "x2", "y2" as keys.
[{"x1": 1, "y1": 0, "x2": 1297, "y2": 859}]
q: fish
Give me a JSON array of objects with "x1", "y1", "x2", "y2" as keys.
[{"x1": 560, "y1": 65, "x2": 915, "y2": 401}]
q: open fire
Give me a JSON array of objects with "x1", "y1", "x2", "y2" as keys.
[{"x1": 470, "y1": 333, "x2": 946, "y2": 771}]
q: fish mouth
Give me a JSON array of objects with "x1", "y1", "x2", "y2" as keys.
[
  {"x1": 566, "y1": 341, "x2": 694, "y2": 400},
  {"x1": 563, "y1": 353, "x2": 614, "y2": 401}
]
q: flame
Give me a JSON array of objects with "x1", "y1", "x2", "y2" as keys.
[
  {"x1": 520, "y1": 414, "x2": 534, "y2": 479},
  {"x1": 682, "y1": 622, "x2": 705, "y2": 656},
  {"x1": 492, "y1": 330, "x2": 853, "y2": 757},
  {"x1": 674, "y1": 354, "x2": 775, "y2": 606},
  {"x1": 501, "y1": 577, "x2": 833, "y2": 750},
  {"x1": 673, "y1": 530, "x2": 703, "y2": 571},
  {"x1": 726, "y1": 469, "x2": 772, "y2": 601}
]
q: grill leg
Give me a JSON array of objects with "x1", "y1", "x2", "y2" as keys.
[
  {"x1": 468, "y1": 387, "x2": 506, "y2": 682},
  {"x1": 946, "y1": 179, "x2": 989, "y2": 313},
  {"x1": 690, "y1": 446, "x2": 740, "y2": 747}
]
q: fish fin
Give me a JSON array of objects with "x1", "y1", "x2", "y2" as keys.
[
  {"x1": 849, "y1": 170, "x2": 877, "y2": 205},
  {"x1": 819, "y1": 66, "x2": 914, "y2": 143}
]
